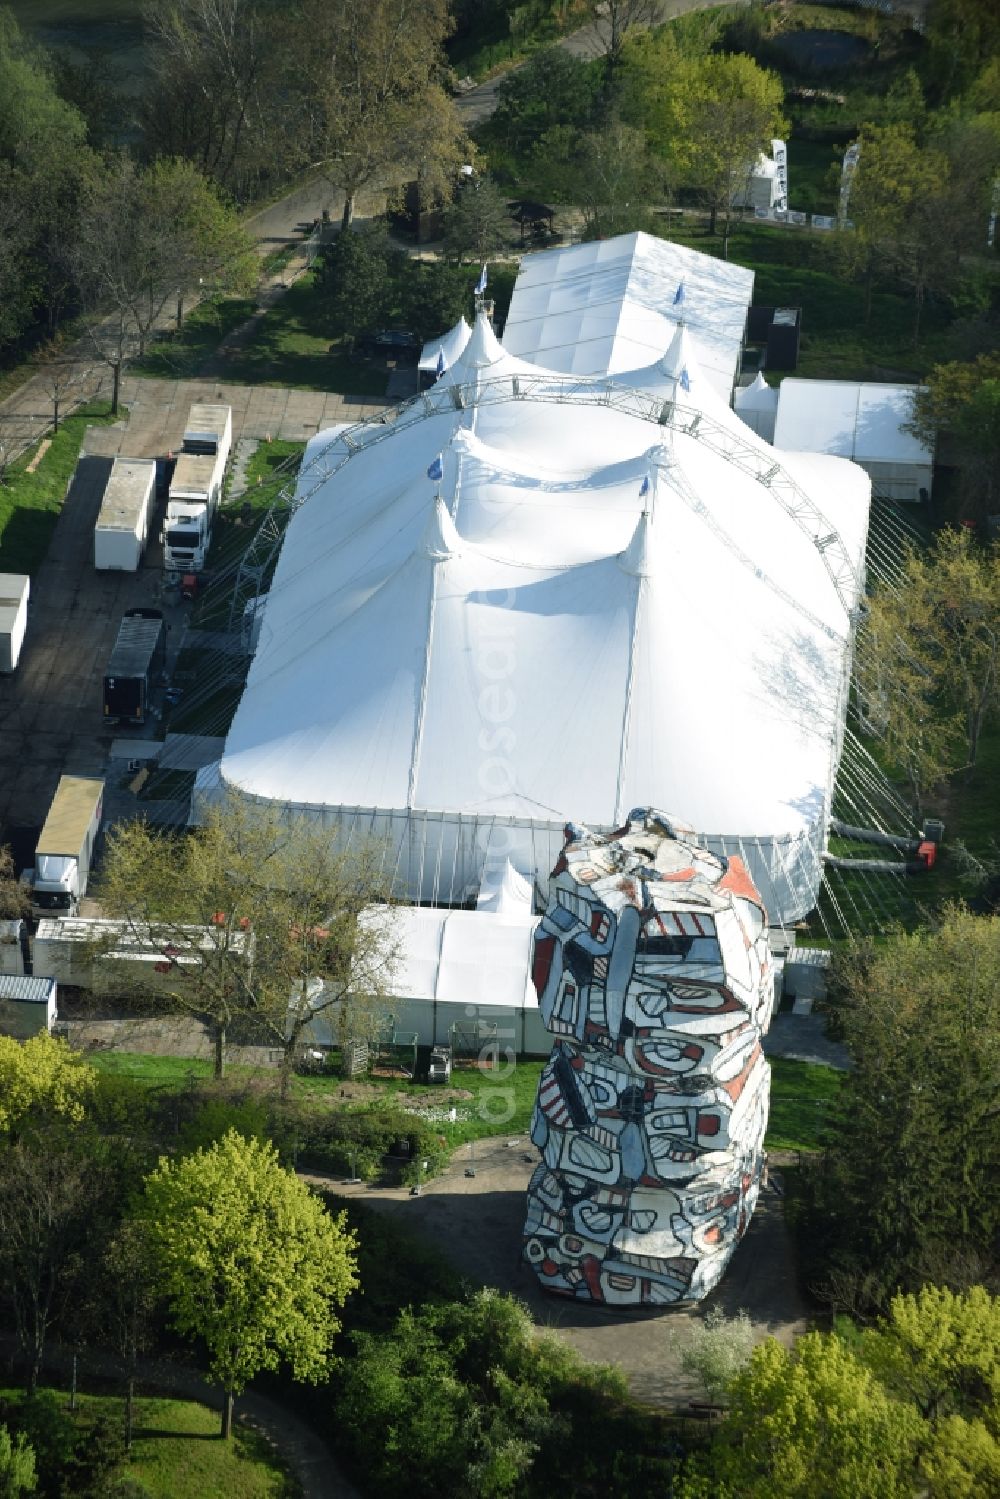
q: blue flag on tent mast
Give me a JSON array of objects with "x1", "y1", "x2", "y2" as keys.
[
  {"x1": 427, "y1": 454, "x2": 444, "y2": 482},
  {"x1": 475, "y1": 264, "x2": 488, "y2": 296},
  {"x1": 673, "y1": 281, "x2": 685, "y2": 306},
  {"x1": 639, "y1": 475, "x2": 650, "y2": 498},
  {"x1": 679, "y1": 367, "x2": 691, "y2": 393},
  {"x1": 435, "y1": 349, "x2": 447, "y2": 378}
]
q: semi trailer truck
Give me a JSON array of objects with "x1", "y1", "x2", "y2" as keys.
[
  {"x1": 103, "y1": 607, "x2": 166, "y2": 725},
  {"x1": 163, "y1": 403, "x2": 232, "y2": 577},
  {"x1": 24, "y1": 775, "x2": 104, "y2": 920}
]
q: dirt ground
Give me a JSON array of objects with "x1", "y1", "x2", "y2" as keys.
[{"x1": 308, "y1": 1137, "x2": 810, "y2": 1408}]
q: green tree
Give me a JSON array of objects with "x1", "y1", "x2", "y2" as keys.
[
  {"x1": 488, "y1": 48, "x2": 598, "y2": 159},
  {"x1": 628, "y1": 49, "x2": 785, "y2": 250},
  {"x1": 141, "y1": 1130, "x2": 359, "y2": 1437},
  {"x1": 0, "y1": 842, "x2": 28, "y2": 920},
  {"x1": 860, "y1": 1286, "x2": 1000, "y2": 1423},
  {"x1": 140, "y1": 0, "x2": 294, "y2": 203},
  {"x1": 680, "y1": 1307, "x2": 756, "y2": 1404},
  {"x1": 908, "y1": 353, "x2": 1000, "y2": 516},
  {"x1": 0, "y1": 1033, "x2": 97, "y2": 1140},
  {"x1": 442, "y1": 176, "x2": 511, "y2": 262},
  {"x1": 0, "y1": 1141, "x2": 121, "y2": 1393},
  {"x1": 68, "y1": 153, "x2": 257, "y2": 411},
  {"x1": 857, "y1": 527, "x2": 1000, "y2": 787},
  {"x1": 0, "y1": 1425, "x2": 36, "y2": 1498},
  {"x1": 93, "y1": 797, "x2": 396, "y2": 1083},
  {"x1": 803, "y1": 908, "x2": 1000, "y2": 1309},
  {"x1": 0, "y1": 10, "x2": 92, "y2": 349},
  {"x1": 294, "y1": 0, "x2": 468, "y2": 230},
  {"x1": 684, "y1": 1333, "x2": 923, "y2": 1498},
  {"x1": 316, "y1": 221, "x2": 406, "y2": 336}
]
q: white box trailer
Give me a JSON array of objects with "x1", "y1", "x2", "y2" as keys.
[
  {"x1": 94, "y1": 458, "x2": 156, "y2": 571},
  {"x1": 0, "y1": 572, "x2": 29, "y2": 672},
  {"x1": 33, "y1": 916, "x2": 252, "y2": 993},
  {"x1": 28, "y1": 776, "x2": 104, "y2": 920}
]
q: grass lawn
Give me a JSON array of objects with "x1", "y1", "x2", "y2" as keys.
[
  {"x1": 0, "y1": 402, "x2": 116, "y2": 575},
  {"x1": 134, "y1": 297, "x2": 257, "y2": 381},
  {"x1": 765, "y1": 1057, "x2": 843, "y2": 1151},
  {"x1": 0, "y1": 1388, "x2": 299, "y2": 1499},
  {"x1": 664, "y1": 220, "x2": 966, "y2": 382},
  {"x1": 219, "y1": 272, "x2": 389, "y2": 397},
  {"x1": 87, "y1": 1046, "x2": 841, "y2": 1153}
]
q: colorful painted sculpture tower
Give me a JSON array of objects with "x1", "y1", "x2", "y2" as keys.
[{"x1": 523, "y1": 809, "x2": 773, "y2": 1307}]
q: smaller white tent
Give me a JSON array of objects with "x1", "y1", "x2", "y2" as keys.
[
  {"x1": 737, "y1": 153, "x2": 782, "y2": 212},
  {"x1": 301, "y1": 903, "x2": 545, "y2": 1055},
  {"x1": 419, "y1": 316, "x2": 472, "y2": 376},
  {"x1": 734, "y1": 372, "x2": 779, "y2": 442},
  {"x1": 774, "y1": 379, "x2": 932, "y2": 501}
]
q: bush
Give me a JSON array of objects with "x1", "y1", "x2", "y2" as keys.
[{"x1": 292, "y1": 1102, "x2": 448, "y2": 1183}]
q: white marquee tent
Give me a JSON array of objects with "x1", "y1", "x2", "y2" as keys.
[
  {"x1": 202, "y1": 254, "x2": 871, "y2": 926},
  {"x1": 501, "y1": 231, "x2": 755, "y2": 401},
  {"x1": 734, "y1": 371, "x2": 779, "y2": 442},
  {"x1": 773, "y1": 379, "x2": 932, "y2": 502}
]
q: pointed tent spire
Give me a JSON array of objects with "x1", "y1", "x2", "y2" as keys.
[
  {"x1": 659, "y1": 321, "x2": 699, "y2": 390},
  {"x1": 454, "y1": 309, "x2": 506, "y2": 372},
  {"x1": 619, "y1": 508, "x2": 654, "y2": 578},
  {"x1": 419, "y1": 494, "x2": 462, "y2": 561}
]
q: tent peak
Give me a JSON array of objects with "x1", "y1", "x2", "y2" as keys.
[
  {"x1": 619, "y1": 508, "x2": 654, "y2": 578},
  {"x1": 459, "y1": 310, "x2": 507, "y2": 371}
]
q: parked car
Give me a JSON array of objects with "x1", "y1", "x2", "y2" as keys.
[{"x1": 353, "y1": 329, "x2": 420, "y2": 363}]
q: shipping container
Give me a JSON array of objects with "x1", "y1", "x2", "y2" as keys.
[{"x1": 94, "y1": 457, "x2": 156, "y2": 571}]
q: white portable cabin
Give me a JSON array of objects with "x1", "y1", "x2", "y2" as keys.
[
  {"x1": 94, "y1": 458, "x2": 156, "y2": 571},
  {"x1": 0, "y1": 974, "x2": 58, "y2": 1038},
  {"x1": 0, "y1": 572, "x2": 29, "y2": 672},
  {"x1": 773, "y1": 379, "x2": 933, "y2": 502}
]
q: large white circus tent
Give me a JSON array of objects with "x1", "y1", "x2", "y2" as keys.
[{"x1": 198, "y1": 233, "x2": 871, "y2": 926}]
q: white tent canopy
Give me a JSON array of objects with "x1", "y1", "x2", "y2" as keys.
[
  {"x1": 301, "y1": 903, "x2": 546, "y2": 1052},
  {"x1": 208, "y1": 278, "x2": 870, "y2": 924},
  {"x1": 501, "y1": 231, "x2": 754, "y2": 401},
  {"x1": 734, "y1": 372, "x2": 780, "y2": 442},
  {"x1": 419, "y1": 315, "x2": 472, "y2": 374},
  {"x1": 773, "y1": 379, "x2": 932, "y2": 501}
]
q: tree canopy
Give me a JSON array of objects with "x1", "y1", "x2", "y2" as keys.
[
  {"x1": 0, "y1": 1034, "x2": 96, "y2": 1140},
  {"x1": 93, "y1": 797, "x2": 397, "y2": 1082},
  {"x1": 856, "y1": 527, "x2": 1000, "y2": 796},
  {"x1": 292, "y1": 0, "x2": 469, "y2": 228},
  {"x1": 141, "y1": 1130, "x2": 359, "y2": 1436},
  {"x1": 801, "y1": 907, "x2": 1000, "y2": 1310}
]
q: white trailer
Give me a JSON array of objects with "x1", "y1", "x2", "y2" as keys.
[
  {"x1": 33, "y1": 916, "x2": 252, "y2": 993},
  {"x1": 0, "y1": 573, "x2": 29, "y2": 672},
  {"x1": 163, "y1": 403, "x2": 233, "y2": 576},
  {"x1": 27, "y1": 776, "x2": 104, "y2": 920},
  {"x1": 94, "y1": 458, "x2": 156, "y2": 571}
]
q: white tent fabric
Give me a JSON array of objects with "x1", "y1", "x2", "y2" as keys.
[
  {"x1": 301, "y1": 904, "x2": 543, "y2": 1050},
  {"x1": 477, "y1": 858, "x2": 534, "y2": 915},
  {"x1": 734, "y1": 372, "x2": 780, "y2": 442},
  {"x1": 502, "y1": 232, "x2": 754, "y2": 401},
  {"x1": 419, "y1": 316, "x2": 472, "y2": 374},
  {"x1": 208, "y1": 282, "x2": 871, "y2": 925},
  {"x1": 773, "y1": 379, "x2": 933, "y2": 500}
]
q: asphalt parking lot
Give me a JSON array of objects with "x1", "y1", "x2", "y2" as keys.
[{"x1": 0, "y1": 377, "x2": 387, "y2": 846}]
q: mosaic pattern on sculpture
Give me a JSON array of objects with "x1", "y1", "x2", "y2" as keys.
[{"x1": 523, "y1": 808, "x2": 773, "y2": 1307}]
